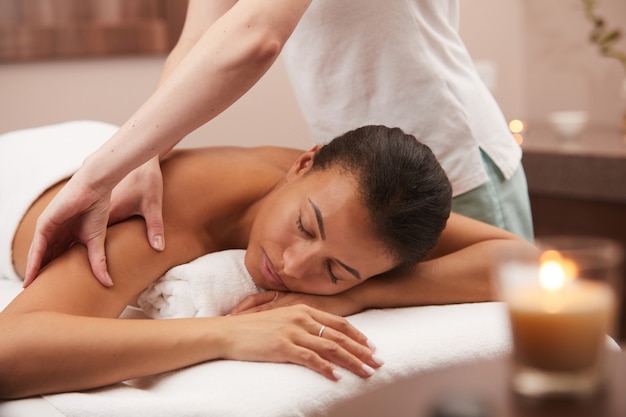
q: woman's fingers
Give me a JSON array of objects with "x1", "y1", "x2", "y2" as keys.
[
  {"x1": 229, "y1": 291, "x2": 280, "y2": 314},
  {"x1": 221, "y1": 305, "x2": 383, "y2": 381},
  {"x1": 230, "y1": 291, "x2": 360, "y2": 316},
  {"x1": 305, "y1": 319, "x2": 384, "y2": 378}
]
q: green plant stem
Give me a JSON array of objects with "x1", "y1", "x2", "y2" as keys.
[{"x1": 581, "y1": 0, "x2": 626, "y2": 73}]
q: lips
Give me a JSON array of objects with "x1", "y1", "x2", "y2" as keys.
[{"x1": 261, "y1": 251, "x2": 287, "y2": 290}]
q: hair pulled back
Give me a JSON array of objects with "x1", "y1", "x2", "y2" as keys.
[{"x1": 310, "y1": 125, "x2": 452, "y2": 272}]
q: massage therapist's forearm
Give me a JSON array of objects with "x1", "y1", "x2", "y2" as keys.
[
  {"x1": 158, "y1": 0, "x2": 237, "y2": 86},
  {"x1": 0, "y1": 312, "x2": 230, "y2": 398},
  {"x1": 80, "y1": 0, "x2": 311, "y2": 191}
]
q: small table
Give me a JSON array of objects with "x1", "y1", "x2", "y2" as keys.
[
  {"x1": 328, "y1": 349, "x2": 625, "y2": 417},
  {"x1": 521, "y1": 125, "x2": 626, "y2": 341}
]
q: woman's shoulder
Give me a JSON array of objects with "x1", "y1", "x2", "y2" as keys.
[
  {"x1": 160, "y1": 146, "x2": 302, "y2": 205},
  {"x1": 158, "y1": 146, "x2": 303, "y2": 246},
  {"x1": 166, "y1": 146, "x2": 302, "y2": 172}
]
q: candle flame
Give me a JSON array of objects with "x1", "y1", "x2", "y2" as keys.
[
  {"x1": 540, "y1": 260, "x2": 566, "y2": 290},
  {"x1": 508, "y1": 119, "x2": 525, "y2": 133},
  {"x1": 539, "y1": 250, "x2": 578, "y2": 291}
]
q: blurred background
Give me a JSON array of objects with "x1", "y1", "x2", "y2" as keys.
[{"x1": 1, "y1": 0, "x2": 624, "y2": 146}]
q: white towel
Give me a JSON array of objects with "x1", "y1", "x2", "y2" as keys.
[{"x1": 137, "y1": 250, "x2": 263, "y2": 319}]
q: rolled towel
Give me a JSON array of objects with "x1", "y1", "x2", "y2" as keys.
[{"x1": 137, "y1": 250, "x2": 263, "y2": 319}]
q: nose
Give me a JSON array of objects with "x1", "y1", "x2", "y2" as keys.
[{"x1": 282, "y1": 242, "x2": 317, "y2": 279}]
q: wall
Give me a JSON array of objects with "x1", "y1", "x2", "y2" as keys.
[
  {"x1": 459, "y1": 0, "x2": 527, "y2": 120},
  {"x1": 460, "y1": 0, "x2": 626, "y2": 127},
  {"x1": 524, "y1": 0, "x2": 625, "y2": 127},
  {"x1": 1, "y1": 0, "x2": 625, "y2": 147},
  {"x1": 0, "y1": 55, "x2": 311, "y2": 149}
]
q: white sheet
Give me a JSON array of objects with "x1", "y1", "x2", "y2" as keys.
[
  {"x1": 0, "y1": 121, "x2": 117, "y2": 281},
  {"x1": 0, "y1": 278, "x2": 512, "y2": 417},
  {"x1": 46, "y1": 303, "x2": 511, "y2": 417}
]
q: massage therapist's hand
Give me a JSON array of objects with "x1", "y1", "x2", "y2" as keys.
[
  {"x1": 230, "y1": 290, "x2": 366, "y2": 317},
  {"x1": 221, "y1": 304, "x2": 382, "y2": 380},
  {"x1": 109, "y1": 157, "x2": 165, "y2": 251},
  {"x1": 24, "y1": 171, "x2": 114, "y2": 288}
]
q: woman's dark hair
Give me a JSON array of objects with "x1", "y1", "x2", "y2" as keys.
[{"x1": 310, "y1": 125, "x2": 452, "y2": 273}]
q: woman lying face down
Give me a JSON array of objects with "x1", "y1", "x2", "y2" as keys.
[
  {"x1": 0, "y1": 125, "x2": 532, "y2": 398},
  {"x1": 245, "y1": 126, "x2": 450, "y2": 295},
  {"x1": 12, "y1": 125, "x2": 450, "y2": 300}
]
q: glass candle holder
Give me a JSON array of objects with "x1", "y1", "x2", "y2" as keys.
[{"x1": 493, "y1": 236, "x2": 623, "y2": 399}]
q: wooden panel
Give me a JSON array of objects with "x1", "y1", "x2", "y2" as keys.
[{"x1": 0, "y1": 0, "x2": 187, "y2": 61}]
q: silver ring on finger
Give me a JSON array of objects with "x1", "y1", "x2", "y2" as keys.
[{"x1": 318, "y1": 325, "x2": 326, "y2": 338}]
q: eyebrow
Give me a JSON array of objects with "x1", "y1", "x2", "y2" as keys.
[
  {"x1": 307, "y1": 198, "x2": 362, "y2": 280},
  {"x1": 308, "y1": 198, "x2": 326, "y2": 240}
]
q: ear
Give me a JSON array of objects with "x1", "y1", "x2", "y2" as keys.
[{"x1": 286, "y1": 145, "x2": 322, "y2": 181}]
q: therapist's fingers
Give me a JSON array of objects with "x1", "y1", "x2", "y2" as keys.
[
  {"x1": 24, "y1": 215, "x2": 73, "y2": 287},
  {"x1": 23, "y1": 233, "x2": 47, "y2": 287},
  {"x1": 109, "y1": 158, "x2": 166, "y2": 252},
  {"x1": 23, "y1": 172, "x2": 115, "y2": 288},
  {"x1": 85, "y1": 233, "x2": 113, "y2": 288}
]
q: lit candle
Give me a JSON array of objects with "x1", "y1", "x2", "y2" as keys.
[{"x1": 505, "y1": 251, "x2": 616, "y2": 372}]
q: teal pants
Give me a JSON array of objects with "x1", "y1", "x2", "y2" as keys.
[{"x1": 451, "y1": 150, "x2": 534, "y2": 242}]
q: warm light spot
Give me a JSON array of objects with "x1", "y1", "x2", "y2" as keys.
[
  {"x1": 512, "y1": 133, "x2": 524, "y2": 145},
  {"x1": 540, "y1": 260, "x2": 567, "y2": 291},
  {"x1": 539, "y1": 250, "x2": 578, "y2": 291},
  {"x1": 540, "y1": 250, "x2": 562, "y2": 265},
  {"x1": 508, "y1": 119, "x2": 525, "y2": 134}
]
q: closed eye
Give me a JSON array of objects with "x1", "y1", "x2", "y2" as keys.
[
  {"x1": 327, "y1": 261, "x2": 339, "y2": 284},
  {"x1": 296, "y1": 214, "x2": 314, "y2": 238},
  {"x1": 299, "y1": 203, "x2": 362, "y2": 283}
]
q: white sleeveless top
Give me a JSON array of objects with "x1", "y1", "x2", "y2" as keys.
[{"x1": 282, "y1": 0, "x2": 521, "y2": 196}]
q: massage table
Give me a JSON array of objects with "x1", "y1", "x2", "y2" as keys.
[{"x1": 0, "y1": 122, "x2": 513, "y2": 416}]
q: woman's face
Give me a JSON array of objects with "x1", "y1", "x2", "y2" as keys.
[{"x1": 245, "y1": 151, "x2": 397, "y2": 295}]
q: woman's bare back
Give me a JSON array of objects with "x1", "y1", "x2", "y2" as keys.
[{"x1": 11, "y1": 146, "x2": 303, "y2": 291}]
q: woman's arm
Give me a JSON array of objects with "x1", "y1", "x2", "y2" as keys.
[
  {"x1": 1, "y1": 218, "x2": 379, "y2": 399},
  {"x1": 0, "y1": 300, "x2": 376, "y2": 398},
  {"x1": 231, "y1": 214, "x2": 538, "y2": 315},
  {"x1": 351, "y1": 214, "x2": 535, "y2": 309}
]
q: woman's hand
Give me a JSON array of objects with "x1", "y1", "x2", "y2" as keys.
[
  {"x1": 109, "y1": 157, "x2": 165, "y2": 251},
  {"x1": 25, "y1": 175, "x2": 113, "y2": 288},
  {"x1": 220, "y1": 304, "x2": 382, "y2": 380},
  {"x1": 230, "y1": 290, "x2": 365, "y2": 317},
  {"x1": 25, "y1": 158, "x2": 166, "y2": 289}
]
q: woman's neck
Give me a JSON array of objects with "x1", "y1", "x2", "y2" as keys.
[{"x1": 167, "y1": 146, "x2": 296, "y2": 252}]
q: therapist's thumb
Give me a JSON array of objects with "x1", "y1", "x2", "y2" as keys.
[{"x1": 143, "y1": 202, "x2": 165, "y2": 252}]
